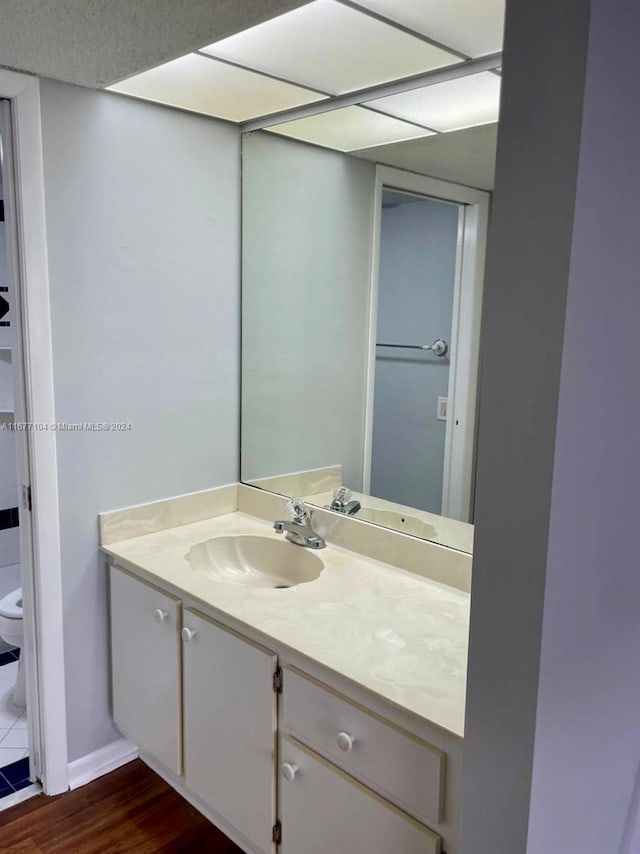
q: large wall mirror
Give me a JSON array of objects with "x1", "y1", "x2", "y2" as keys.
[{"x1": 241, "y1": 11, "x2": 501, "y2": 555}]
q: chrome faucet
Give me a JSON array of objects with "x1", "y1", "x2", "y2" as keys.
[
  {"x1": 274, "y1": 498, "x2": 326, "y2": 549},
  {"x1": 327, "y1": 486, "x2": 361, "y2": 517}
]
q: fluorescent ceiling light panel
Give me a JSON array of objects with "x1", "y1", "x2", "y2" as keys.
[
  {"x1": 108, "y1": 54, "x2": 326, "y2": 122},
  {"x1": 368, "y1": 72, "x2": 501, "y2": 132},
  {"x1": 266, "y1": 106, "x2": 434, "y2": 152},
  {"x1": 201, "y1": 0, "x2": 458, "y2": 96},
  {"x1": 352, "y1": 0, "x2": 505, "y2": 57}
]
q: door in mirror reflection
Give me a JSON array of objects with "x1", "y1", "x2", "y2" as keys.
[{"x1": 369, "y1": 190, "x2": 461, "y2": 518}]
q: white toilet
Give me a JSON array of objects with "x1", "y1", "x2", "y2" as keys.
[{"x1": 0, "y1": 588, "x2": 26, "y2": 708}]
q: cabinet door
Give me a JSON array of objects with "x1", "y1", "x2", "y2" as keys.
[
  {"x1": 110, "y1": 566, "x2": 181, "y2": 775},
  {"x1": 182, "y1": 609, "x2": 278, "y2": 854},
  {"x1": 279, "y1": 737, "x2": 441, "y2": 854}
]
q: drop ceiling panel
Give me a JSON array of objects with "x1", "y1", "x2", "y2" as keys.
[
  {"x1": 201, "y1": 0, "x2": 459, "y2": 95},
  {"x1": 352, "y1": 0, "x2": 505, "y2": 57},
  {"x1": 108, "y1": 54, "x2": 326, "y2": 122},
  {"x1": 267, "y1": 106, "x2": 434, "y2": 152},
  {"x1": 368, "y1": 72, "x2": 501, "y2": 132}
]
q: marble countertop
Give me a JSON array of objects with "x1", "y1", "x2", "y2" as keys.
[{"x1": 102, "y1": 511, "x2": 470, "y2": 738}]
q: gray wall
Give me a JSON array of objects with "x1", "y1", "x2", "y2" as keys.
[
  {"x1": 462, "y1": 0, "x2": 640, "y2": 850},
  {"x1": 39, "y1": 80, "x2": 241, "y2": 761},
  {"x1": 241, "y1": 131, "x2": 375, "y2": 488},
  {"x1": 371, "y1": 194, "x2": 458, "y2": 513},
  {"x1": 526, "y1": 0, "x2": 640, "y2": 848}
]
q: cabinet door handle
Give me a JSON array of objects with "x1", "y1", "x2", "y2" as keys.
[
  {"x1": 337, "y1": 732, "x2": 355, "y2": 753},
  {"x1": 281, "y1": 762, "x2": 298, "y2": 782},
  {"x1": 154, "y1": 609, "x2": 169, "y2": 623},
  {"x1": 181, "y1": 627, "x2": 197, "y2": 642}
]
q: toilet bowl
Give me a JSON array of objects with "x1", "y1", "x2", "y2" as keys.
[{"x1": 0, "y1": 588, "x2": 26, "y2": 708}]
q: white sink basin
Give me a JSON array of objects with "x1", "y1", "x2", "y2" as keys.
[
  {"x1": 187, "y1": 535, "x2": 324, "y2": 589},
  {"x1": 357, "y1": 508, "x2": 437, "y2": 540}
]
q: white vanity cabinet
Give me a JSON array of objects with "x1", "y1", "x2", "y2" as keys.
[
  {"x1": 109, "y1": 564, "x2": 454, "y2": 854},
  {"x1": 181, "y1": 609, "x2": 278, "y2": 854},
  {"x1": 110, "y1": 566, "x2": 182, "y2": 775}
]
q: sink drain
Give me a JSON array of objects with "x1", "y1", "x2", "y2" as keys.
[{"x1": 274, "y1": 584, "x2": 290, "y2": 589}]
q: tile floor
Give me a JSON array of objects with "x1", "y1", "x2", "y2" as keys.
[
  {"x1": 0, "y1": 756, "x2": 30, "y2": 797},
  {"x1": 0, "y1": 652, "x2": 29, "y2": 796}
]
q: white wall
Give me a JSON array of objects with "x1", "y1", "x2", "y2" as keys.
[
  {"x1": 241, "y1": 131, "x2": 375, "y2": 488},
  {"x1": 39, "y1": 80, "x2": 241, "y2": 762},
  {"x1": 0, "y1": 415, "x2": 19, "y2": 574}
]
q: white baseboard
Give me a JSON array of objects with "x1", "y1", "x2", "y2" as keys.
[
  {"x1": 67, "y1": 737, "x2": 139, "y2": 790},
  {"x1": 0, "y1": 783, "x2": 41, "y2": 812}
]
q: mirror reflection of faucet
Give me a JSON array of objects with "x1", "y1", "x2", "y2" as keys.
[{"x1": 327, "y1": 487, "x2": 361, "y2": 517}]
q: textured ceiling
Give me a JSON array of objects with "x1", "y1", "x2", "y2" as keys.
[
  {"x1": 353, "y1": 122, "x2": 499, "y2": 191},
  {"x1": 0, "y1": 0, "x2": 310, "y2": 88}
]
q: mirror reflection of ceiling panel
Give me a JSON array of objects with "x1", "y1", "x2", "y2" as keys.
[
  {"x1": 352, "y1": 123, "x2": 499, "y2": 191},
  {"x1": 351, "y1": 0, "x2": 505, "y2": 57},
  {"x1": 266, "y1": 106, "x2": 435, "y2": 152},
  {"x1": 108, "y1": 54, "x2": 326, "y2": 122},
  {"x1": 201, "y1": 0, "x2": 459, "y2": 96},
  {"x1": 367, "y1": 72, "x2": 501, "y2": 132}
]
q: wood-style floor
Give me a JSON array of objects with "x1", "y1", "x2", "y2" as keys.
[{"x1": 0, "y1": 759, "x2": 243, "y2": 852}]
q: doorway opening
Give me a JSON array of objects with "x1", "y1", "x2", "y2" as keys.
[
  {"x1": 371, "y1": 189, "x2": 462, "y2": 516},
  {"x1": 0, "y1": 104, "x2": 31, "y2": 798},
  {"x1": 0, "y1": 73, "x2": 68, "y2": 805}
]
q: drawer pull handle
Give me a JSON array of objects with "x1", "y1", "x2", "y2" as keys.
[
  {"x1": 181, "y1": 627, "x2": 197, "y2": 643},
  {"x1": 337, "y1": 732, "x2": 355, "y2": 753},
  {"x1": 154, "y1": 609, "x2": 169, "y2": 623},
  {"x1": 281, "y1": 762, "x2": 298, "y2": 782}
]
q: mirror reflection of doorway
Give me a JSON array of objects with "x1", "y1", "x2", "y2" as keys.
[
  {"x1": 370, "y1": 189, "x2": 461, "y2": 516},
  {"x1": 363, "y1": 167, "x2": 488, "y2": 527}
]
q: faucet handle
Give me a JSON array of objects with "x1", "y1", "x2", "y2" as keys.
[
  {"x1": 333, "y1": 486, "x2": 352, "y2": 504},
  {"x1": 287, "y1": 497, "x2": 309, "y2": 522}
]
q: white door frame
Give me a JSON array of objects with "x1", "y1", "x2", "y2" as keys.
[
  {"x1": 0, "y1": 70, "x2": 69, "y2": 795},
  {"x1": 363, "y1": 165, "x2": 490, "y2": 522}
]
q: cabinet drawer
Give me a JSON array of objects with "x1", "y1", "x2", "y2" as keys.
[
  {"x1": 279, "y1": 737, "x2": 441, "y2": 854},
  {"x1": 282, "y1": 667, "x2": 445, "y2": 825}
]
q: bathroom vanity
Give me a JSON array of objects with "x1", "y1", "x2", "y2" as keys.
[{"x1": 102, "y1": 487, "x2": 469, "y2": 854}]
